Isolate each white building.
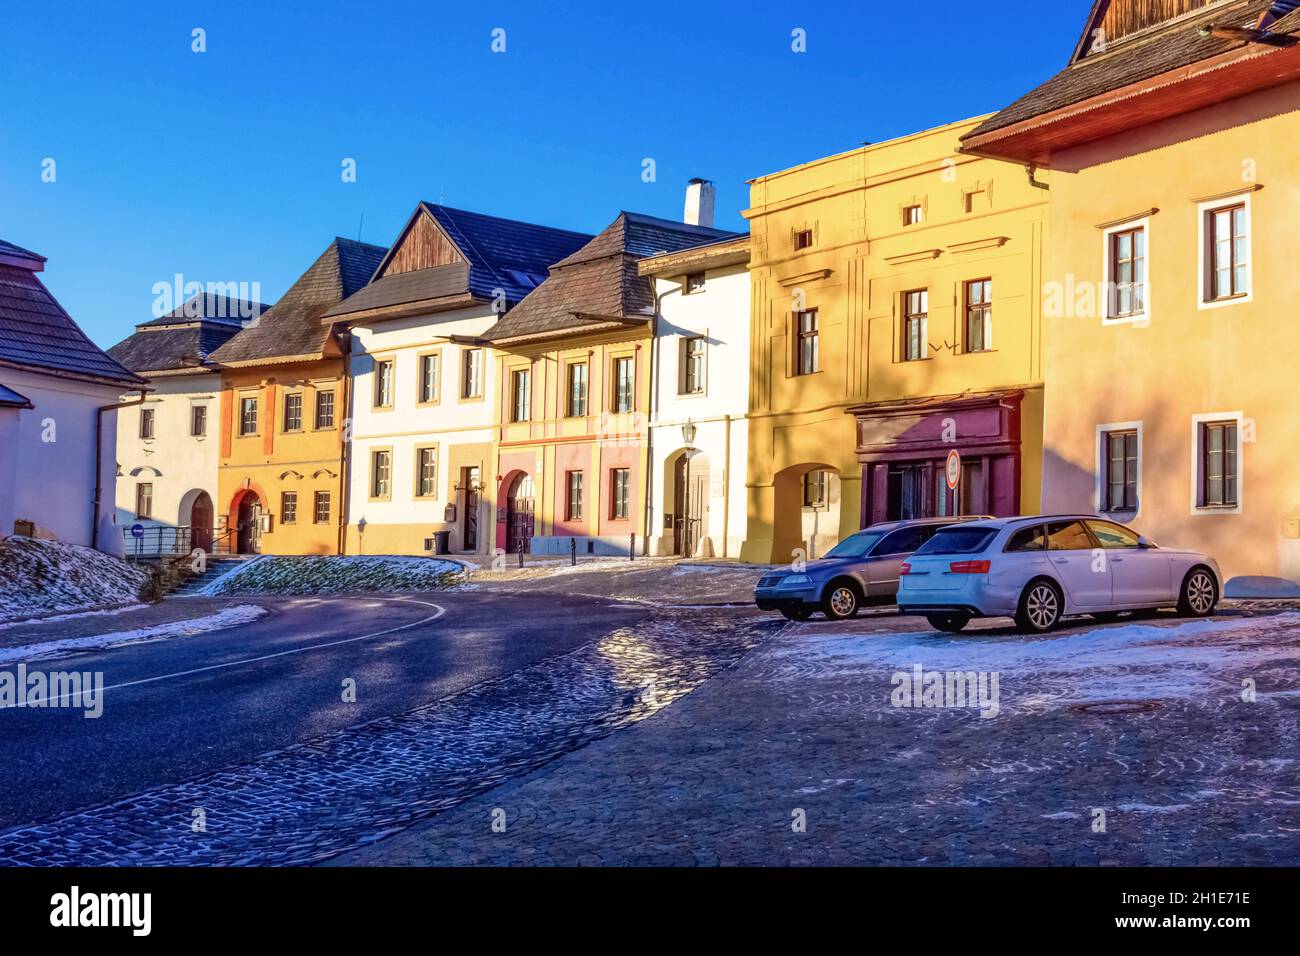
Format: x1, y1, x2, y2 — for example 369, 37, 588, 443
0, 239, 147, 552
639, 217, 751, 559
106, 293, 267, 555
326, 203, 592, 556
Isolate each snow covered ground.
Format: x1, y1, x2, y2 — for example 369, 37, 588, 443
0, 536, 150, 624
208, 555, 463, 596
0, 605, 267, 664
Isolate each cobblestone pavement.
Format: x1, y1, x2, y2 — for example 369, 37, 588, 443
0, 608, 770, 866
334, 607, 1300, 866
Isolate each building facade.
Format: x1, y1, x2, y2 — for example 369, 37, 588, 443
740, 120, 1050, 563
963, 0, 1300, 593
482, 209, 736, 556
329, 203, 592, 556
108, 293, 268, 554
207, 238, 386, 555
0, 239, 147, 552
639, 233, 752, 558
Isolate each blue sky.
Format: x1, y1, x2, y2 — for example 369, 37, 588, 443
0, 1, 1084, 348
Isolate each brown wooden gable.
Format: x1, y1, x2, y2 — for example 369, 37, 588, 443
376, 208, 467, 279
1074, 0, 1225, 60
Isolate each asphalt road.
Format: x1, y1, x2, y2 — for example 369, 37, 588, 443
0, 591, 647, 829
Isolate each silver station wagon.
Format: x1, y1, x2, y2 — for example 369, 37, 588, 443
754, 516, 990, 621
897, 514, 1223, 634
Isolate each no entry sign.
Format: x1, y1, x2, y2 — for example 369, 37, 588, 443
945, 449, 961, 491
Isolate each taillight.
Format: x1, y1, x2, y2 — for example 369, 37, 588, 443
949, 560, 991, 574
899, 563, 912, 575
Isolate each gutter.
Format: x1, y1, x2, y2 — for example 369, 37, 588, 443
337, 332, 354, 555
91, 388, 149, 550
645, 278, 683, 557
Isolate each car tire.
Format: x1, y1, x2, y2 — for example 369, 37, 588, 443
1177, 567, 1218, 618
1015, 579, 1063, 633
822, 580, 862, 621
780, 607, 813, 622
927, 612, 970, 633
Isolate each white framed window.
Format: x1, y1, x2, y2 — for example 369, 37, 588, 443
1101, 216, 1150, 325
1197, 193, 1252, 309
1190, 411, 1244, 515
374, 359, 395, 409
1095, 421, 1142, 517
681, 336, 706, 395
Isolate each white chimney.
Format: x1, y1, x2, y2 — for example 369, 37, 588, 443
683, 178, 715, 229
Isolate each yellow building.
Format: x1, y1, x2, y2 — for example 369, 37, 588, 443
963, 0, 1300, 592
209, 238, 386, 555
740, 119, 1050, 563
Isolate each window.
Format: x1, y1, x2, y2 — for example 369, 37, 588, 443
878, 526, 928, 556
1086, 520, 1142, 549
794, 229, 814, 250
139, 408, 155, 440
964, 188, 986, 214
964, 279, 992, 353
682, 337, 705, 395
418, 353, 441, 404
135, 482, 153, 519
566, 362, 588, 417
374, 359, 395, 408
1102, 429, 1138, 512
903, 205, 923, 226
610, 468, 631, 520
416, 447, 438, 498
1107, 225, 1146, 319
190, 405, 207, 437
565, 470, 584, 520
1046, 520, 1092, 551
1207, 203, 1249, 301
283, 393, 303, 432
902, 290, 928, 361
511, 368, 532, 422
1199, 420, 1239, 508
684, 272, 706, 294
462, 348, 483, 399
239, 397, 258, 436
315, 390, 335, 429
794, 310, 819, 375
371, 449, 392, 499
914, 527, 996, 555
313, 491, 331, 524
281, 491, 298, 524
612, 357, 635, 413
803, 470, 827, 507
1005, 525, 1046, 553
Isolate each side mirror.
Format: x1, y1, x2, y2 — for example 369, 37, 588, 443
1137, 535, 1152, 549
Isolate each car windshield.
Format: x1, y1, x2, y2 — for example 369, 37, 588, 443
913, 527, 997, 556
823, 531, 886, 559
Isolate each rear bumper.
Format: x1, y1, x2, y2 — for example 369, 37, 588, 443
897, 578, 1020, 618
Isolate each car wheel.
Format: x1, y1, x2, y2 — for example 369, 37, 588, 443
822, 580, 861, 621
1177, 567, 1218, 618
1015, 579, 1063, 633
780, 607, 813, 622
927, 612, 970, 633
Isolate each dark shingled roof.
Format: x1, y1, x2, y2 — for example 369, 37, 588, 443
0, 383, 33, 408
966, 0, 1284, 140
483, 212, 738, 343
209, 238, 386, 366
323, 262, 472, 318
108, 292, 274, 374
0, 256, 145, 387
0, 240, 45, 265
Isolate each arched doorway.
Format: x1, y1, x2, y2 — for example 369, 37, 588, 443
230, 489, 264, 555
672, 450, 710, 557
505, 473, 535, 554
772, 463, 842, 562
184, 491, 214, 553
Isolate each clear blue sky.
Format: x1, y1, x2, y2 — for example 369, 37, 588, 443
0, 0, 1083, 348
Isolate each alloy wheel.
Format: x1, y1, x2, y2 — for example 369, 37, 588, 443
1026, 583, 1059, 631
828, 586, 858, 619
1186, 571, 1216, 615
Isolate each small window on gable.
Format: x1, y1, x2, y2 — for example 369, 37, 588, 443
903, 205, 924, 226
684, 272, 706, 294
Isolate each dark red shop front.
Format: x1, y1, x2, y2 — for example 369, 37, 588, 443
848, 390, 1024, 526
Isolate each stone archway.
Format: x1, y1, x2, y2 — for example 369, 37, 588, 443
180, 489, 214, 552
502, 471, 535, 554
228, 488, 264, 555
772, 462, 842, 562
667, 448, 711, 557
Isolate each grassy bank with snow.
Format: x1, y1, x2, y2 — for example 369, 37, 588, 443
0, 536, 151, 624
209, 555, 463, 595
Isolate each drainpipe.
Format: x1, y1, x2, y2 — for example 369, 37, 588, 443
645, 277, 683, 557
722, 413, 732, 559
92, 388, 149, 550
337, 331, 353, 555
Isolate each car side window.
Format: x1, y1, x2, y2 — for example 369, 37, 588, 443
1005, 525, 1046, 552
1046, 520, 1093, 551
1086, 520, 1142, 549
877, 526, 926, 555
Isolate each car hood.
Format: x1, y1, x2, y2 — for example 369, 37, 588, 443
774, 557, 862, 577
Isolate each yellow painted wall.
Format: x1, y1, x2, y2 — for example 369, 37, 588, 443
1042, 80, 1300, 586
741, 117, 1050, 562
217, 360, 347, 555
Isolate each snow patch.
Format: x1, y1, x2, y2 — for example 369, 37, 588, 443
0, 605, 268, 663
210, 555, 463, 596
0, 536, 150, 624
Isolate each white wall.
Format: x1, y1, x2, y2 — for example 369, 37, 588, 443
647, 262, 751, 558
347, 305, 499, 553
0, 367, 127, 550
114, 372, 222, 546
